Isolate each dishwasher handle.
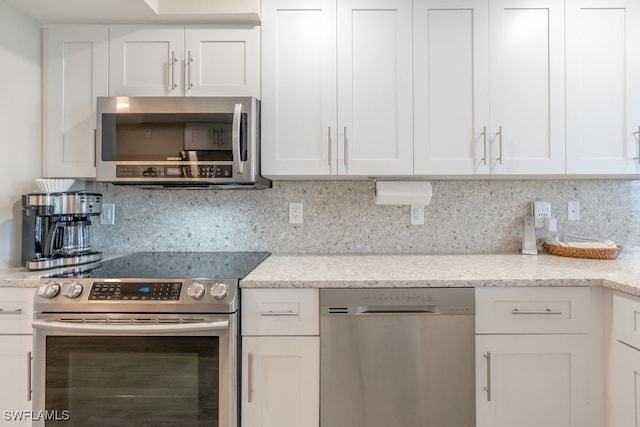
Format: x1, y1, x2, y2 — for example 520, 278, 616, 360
358, 306, 438, 314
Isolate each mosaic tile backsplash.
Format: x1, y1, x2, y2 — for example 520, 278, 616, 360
88, 179, 640, 254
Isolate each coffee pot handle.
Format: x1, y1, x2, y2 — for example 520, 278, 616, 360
43, 222, 65, 257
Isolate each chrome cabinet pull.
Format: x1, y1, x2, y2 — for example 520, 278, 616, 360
633, 126, 640, 162
27, 351, 32, 402
186, 50, 194, 91
343, 127, 348, 173
483, 352, 491, 402
481, 125, 487, 165
496, 126, 503, 165
328, 126, 332, 168
248, 352, 255, 403
0, 308, 22, 315
260, 310, 299, 316
170, 51, 178, 91
512, 308, 563, 315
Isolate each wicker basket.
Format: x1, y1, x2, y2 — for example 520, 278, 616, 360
542, 242, 623, 260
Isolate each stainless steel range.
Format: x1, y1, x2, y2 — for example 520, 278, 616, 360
32, 251, 269, 427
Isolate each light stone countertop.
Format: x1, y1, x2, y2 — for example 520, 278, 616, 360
240, 252, 640, 297
3, 252, 640, 298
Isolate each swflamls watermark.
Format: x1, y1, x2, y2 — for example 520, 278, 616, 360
3, 410, 70, 422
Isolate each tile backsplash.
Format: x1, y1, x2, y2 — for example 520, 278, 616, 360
89, 179, 640, 254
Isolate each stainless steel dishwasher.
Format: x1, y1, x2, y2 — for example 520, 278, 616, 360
320, 288, 475, 427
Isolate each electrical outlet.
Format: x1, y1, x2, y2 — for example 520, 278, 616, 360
289, 202, 303, 224
533, 201, 551, 228
568, 201, 580, 221
100, 203, 115, 225
411, 205, 425, 225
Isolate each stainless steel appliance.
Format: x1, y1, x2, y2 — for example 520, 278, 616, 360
21, 192, 102, 271
32, 251, 269, 427
96, 96, 270, 189
320, 288, 476, 427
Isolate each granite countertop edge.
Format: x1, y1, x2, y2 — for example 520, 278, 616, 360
2, 252, 640, 298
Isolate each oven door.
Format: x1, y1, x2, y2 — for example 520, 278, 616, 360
32, 314, 237, 427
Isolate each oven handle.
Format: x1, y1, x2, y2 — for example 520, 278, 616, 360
32, 319, 229, 334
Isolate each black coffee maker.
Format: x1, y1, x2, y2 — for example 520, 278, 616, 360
21, 192, 103, 270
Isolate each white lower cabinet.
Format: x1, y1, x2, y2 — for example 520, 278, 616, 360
476, 287, 602, 427
241, 336, 319, 427
240, 289, 319, 427
0, 288, 35, 426
610, 292, 640, 427
476, 334, 592, 427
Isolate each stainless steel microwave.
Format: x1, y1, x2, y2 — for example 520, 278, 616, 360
96, 96, 270, 189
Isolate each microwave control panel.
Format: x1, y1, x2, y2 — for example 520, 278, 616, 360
116, 165, 233, 179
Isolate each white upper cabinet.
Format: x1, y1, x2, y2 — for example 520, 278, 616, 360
566, 0, 640, 174
336, 0, 414, 176
42, 26, 109, 178
261, 0, 413, 177
413, 0, 490, 175
413, 0, 565, 176
261, 0, 337, 176
488, 0, 565, 175
110, 26, 260, 97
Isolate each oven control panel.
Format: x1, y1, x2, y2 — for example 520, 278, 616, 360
89, 282, 182, 301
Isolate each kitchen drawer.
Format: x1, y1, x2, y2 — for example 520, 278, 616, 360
476, 287, 591, 334
241, 288, 319, 336
613, 292, 640, 350
0, 287, 36, 334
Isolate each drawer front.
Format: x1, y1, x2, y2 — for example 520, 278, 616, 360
476, 287, 592, 334
613, 292, 640, 350
241, 288, 319, 336
0, 287, 36, 334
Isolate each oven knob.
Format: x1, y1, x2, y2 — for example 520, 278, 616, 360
37, 283, 60, 299
187, 282, 206, 300
64, 283, 84, 299
210, 283, 229, 300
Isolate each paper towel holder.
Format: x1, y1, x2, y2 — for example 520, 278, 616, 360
374, 180, 433, 205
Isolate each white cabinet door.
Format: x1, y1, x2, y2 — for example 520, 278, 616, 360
42, 26, 108, 178
110, 26, 185, 96
241, 336, 319, 427
413, 0, 490, 175
476, 334, 594, 427
0, 335, 32, 426
184, 27, 260, 97
489, 0, 565, 174
261, 0, 337, 176
610, 342, 640, 427
337, 0, 413, 176
566, 0, 640, 174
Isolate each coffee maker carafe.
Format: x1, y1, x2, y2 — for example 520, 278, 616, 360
22, 192, 102, 270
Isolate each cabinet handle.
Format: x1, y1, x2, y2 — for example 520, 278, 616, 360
343, 127, 348, 173
483, 352, 491, 402
633, 126, 640, 162
328, 126, 332, 168
27, 351, 32, 402
496, 126, 503, 165
170, 51, 178, 91
481, 125, 487, 165
512, 308, 563, 315
0, 308, 22, 315
248, 352, 254, 403
260, 310, 299, 316
186, 50, 194, 91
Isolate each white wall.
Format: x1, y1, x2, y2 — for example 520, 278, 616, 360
0, 0, 41, 268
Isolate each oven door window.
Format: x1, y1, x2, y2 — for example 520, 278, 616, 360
45, 336, 219, 427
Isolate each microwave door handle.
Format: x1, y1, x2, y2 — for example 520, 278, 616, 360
233, 103, 244, 174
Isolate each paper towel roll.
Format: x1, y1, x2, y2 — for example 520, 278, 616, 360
375, 181, 433, 205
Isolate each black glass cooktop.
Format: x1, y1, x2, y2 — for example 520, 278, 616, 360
48, 252, 270, 279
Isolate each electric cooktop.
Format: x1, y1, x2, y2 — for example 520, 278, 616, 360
46, 251, 270, 280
